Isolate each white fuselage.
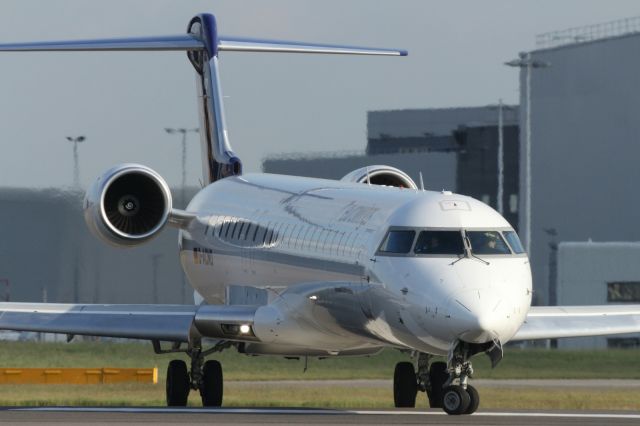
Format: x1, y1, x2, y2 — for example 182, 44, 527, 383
179, 173, 532, 356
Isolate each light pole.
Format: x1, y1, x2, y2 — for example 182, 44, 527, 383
488, 100, 516, 215
164, 128, 199, 208
505, 52, 550, 255
65, 136, 86, 188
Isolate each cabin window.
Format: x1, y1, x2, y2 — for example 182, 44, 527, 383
503, 231, 525, 254
224, 220, 233, 238
267, 224, 278, 246
308, 227, 320, 252
302, 226, 313, 250
466, 231, 511, 255
291, 225, 307, 249
414, 230, 464, 255
237, 222, 246, 240
379, 230, 415, 254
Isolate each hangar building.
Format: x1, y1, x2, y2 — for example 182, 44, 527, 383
556, 241, 640, 349
0, 187, 194, 304
521, 18, 640, 305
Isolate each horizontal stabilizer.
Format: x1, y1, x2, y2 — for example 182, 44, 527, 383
0, 35, 406, 57
0, 35, 204, 52
218, 37, 407, 56
512, 305, 640, 341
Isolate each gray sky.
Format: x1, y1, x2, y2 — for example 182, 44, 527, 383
1, 0, 638, 189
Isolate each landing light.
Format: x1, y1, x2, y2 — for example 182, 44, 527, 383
239, 324, 251, 334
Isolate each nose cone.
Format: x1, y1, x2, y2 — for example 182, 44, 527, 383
446, 289, 506, 343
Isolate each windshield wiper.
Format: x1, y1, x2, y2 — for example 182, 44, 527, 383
450, 234, 490, 266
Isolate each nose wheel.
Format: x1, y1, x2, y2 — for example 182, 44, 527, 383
442, 385, 470, 415
392, 354, 480, 415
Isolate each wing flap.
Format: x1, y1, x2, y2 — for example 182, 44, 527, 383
512, 305, 640, 341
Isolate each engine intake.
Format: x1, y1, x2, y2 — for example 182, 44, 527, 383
84, 164, 172, 247
341, 165, 418, 189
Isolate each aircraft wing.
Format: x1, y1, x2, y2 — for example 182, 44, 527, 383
0, 303, 259, 342
511, 305, 640, 341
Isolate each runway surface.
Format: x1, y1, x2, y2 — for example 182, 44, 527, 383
1, 407, 639, 426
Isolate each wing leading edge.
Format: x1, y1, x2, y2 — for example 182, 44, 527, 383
512, 305, 640, 341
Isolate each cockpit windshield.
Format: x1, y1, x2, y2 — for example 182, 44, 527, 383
377, 227, 526, 257
414, 230, 465, 255
379, 230, 415, 254
465, 231, 511, 255
503, 230, 525, 254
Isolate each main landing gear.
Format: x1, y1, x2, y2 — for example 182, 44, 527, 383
155, 340, 227, 407
392, 353, 479, 415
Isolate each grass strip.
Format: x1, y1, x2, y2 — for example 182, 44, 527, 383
0, 342, 637, 380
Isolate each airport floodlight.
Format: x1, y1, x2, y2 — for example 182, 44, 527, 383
64, 135, 87, 188
504, 52, 550, 256
487, 100, 517, 216
505, 52, 550, 69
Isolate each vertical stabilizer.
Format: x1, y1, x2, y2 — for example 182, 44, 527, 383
187, 14, 242, 185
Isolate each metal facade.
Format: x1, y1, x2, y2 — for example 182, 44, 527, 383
523, 33, 640, 306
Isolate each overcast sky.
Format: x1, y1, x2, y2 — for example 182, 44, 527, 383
1, 0, 639, 189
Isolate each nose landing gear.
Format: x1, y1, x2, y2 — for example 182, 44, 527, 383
392, 351, 480, 415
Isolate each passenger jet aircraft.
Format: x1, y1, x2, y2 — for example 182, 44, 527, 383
1, 13, 639, 415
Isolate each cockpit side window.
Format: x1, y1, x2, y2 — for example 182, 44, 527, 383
503, 230, 525, 254
414, 231, 464, 255
466, 231, 511, 255
379, 230, 415, 254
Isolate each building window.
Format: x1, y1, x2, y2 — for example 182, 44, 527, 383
607, 282, 640, 302
607, 337, 640, 349
509, 194, 518, 213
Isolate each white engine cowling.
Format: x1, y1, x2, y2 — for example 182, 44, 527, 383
341, 165, 418, 189
84, 164, 172, 247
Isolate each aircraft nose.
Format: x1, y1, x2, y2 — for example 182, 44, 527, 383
446, 289, 505, 343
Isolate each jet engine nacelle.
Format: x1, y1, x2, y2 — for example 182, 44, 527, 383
341, 165, 418, 189
84, 164, 172, 247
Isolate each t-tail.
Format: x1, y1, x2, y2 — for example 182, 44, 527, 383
0, 13, 407, 184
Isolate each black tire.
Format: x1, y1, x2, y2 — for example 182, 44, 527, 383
393, 362, 417, 408
166, 359, 190, 407
427, 361, 448, 408
200, 360, 223, 407
442, 385, 470, 415
464, 384, 480, 415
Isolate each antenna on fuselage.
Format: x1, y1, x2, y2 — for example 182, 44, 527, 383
419, 172, 425, 191
0, 13, 407, 185
366, 167, 371, 186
